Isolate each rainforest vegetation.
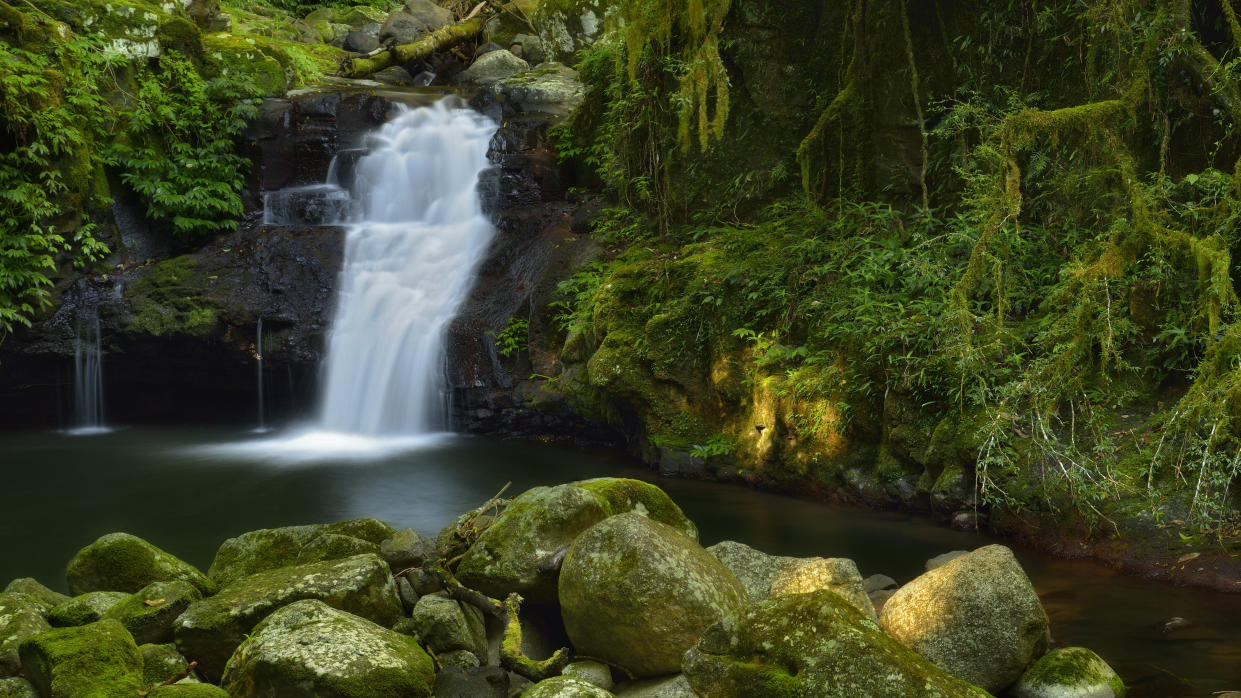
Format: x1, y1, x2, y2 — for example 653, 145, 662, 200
5, 0, 1241, 554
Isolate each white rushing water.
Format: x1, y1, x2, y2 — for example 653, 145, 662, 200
197, 97, 498, 462
68, 307, 109, 436
318, 99, 498, 434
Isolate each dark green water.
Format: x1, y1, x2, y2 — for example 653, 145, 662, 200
2, 426, 1238, 696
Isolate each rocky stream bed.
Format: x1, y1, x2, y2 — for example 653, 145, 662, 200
0, 477, 1128, 697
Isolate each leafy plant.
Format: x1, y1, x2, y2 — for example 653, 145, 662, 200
496, 317, 529, 359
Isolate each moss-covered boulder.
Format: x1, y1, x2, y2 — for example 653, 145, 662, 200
102, 581, 202, 645
2, 579, 68, 610
490, 62, 586, 116
559, 513, 746, 677
1011, 647, 1126, 698
879, 545, 1049, 693
708, 540, 876, 618
18, 619, 144, 697
380, 528, 437, 571
207, 519, 392, 586
613, 674, 697, 697
409, 594, 487, 657
525, 675, 617, 698
147, 686, 229, 697
65, 533, 215, 597
0, 678, 36, 698
456, 479, 695, 604
683, 590, 991, 697
530, 0, 611, 61
173, 553, 402, 680
0, 593, 50, 677
46, 591, 129, 627
459, 49, 530, 86
219, 599, 434, 697
140, 643, 193, 687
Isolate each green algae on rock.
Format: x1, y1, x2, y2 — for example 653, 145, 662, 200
707, 539, 875, 618
879, 545, 1049, 693
174, 553, 402, 680
1, 579, 68, 610
559, 512, 747, 677
220, 599, 434, 697
146, 685, 229, 697
683, 589, 992, 698
139, 642, 193, 687
1011, 647, 1127, 698
18, 618, 144, 698
102, 580, 202, 645
0, 677, 37, 698
409, 593, 487, 657
46, 592, 129, 627
207, 519, 393, 586
0, 593, 51, 677
525, 675, 617, 698
65, 532, 216, 597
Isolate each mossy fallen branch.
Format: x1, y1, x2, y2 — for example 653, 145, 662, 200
500, 593, 571, 681
343, 16, 486, 78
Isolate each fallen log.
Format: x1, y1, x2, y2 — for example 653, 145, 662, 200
344, 14, 487, 78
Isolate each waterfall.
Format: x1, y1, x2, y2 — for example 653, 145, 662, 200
316, 99, 498, 435
69, 307, 107, 435
255, 317, 267, 433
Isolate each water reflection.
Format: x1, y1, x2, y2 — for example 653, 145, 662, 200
2, 426, 1240, 695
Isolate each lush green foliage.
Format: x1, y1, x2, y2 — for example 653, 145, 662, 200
0, 25, 111, 335
554, 0, 1241, 540
107, 54, 261, 238
496, 317, 529, 358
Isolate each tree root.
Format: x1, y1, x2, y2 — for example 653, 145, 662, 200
500, 593, 571, 682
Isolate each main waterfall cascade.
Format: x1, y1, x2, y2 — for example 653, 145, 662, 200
318, 100, 498, 434
69, 306, 107, 435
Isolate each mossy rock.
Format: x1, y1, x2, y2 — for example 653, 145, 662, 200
173, 553, 402, 680
0, 593, 51, 677
139, 643, 192, 687
102, 580, 202, 645
219, 599, 434, 697
0, 677, 37, 698
525, 675, 616, 697
207, 519, 391, 587
2, 579, 69, 610
47, 591, 129, 627
18, 619, 144, 698
1011, 647, 1126, 698
707, 540, 875, 618
573, 478, 697, 539
879, 545, 1049, 693
683, 590, 991, 697
146, 685, 228, 697
65, 532, 216, 597
456, 479, 696, 604
529, 0, 610, 62
455, 483, 610, 604
409, 593, 486, 657
559, 513, 747, 677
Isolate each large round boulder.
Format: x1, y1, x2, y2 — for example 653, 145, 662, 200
559, 513, 746, 677
220, 600, 434, 697
879, 544, 1050, 693
459, 50, 530, 86
47, 592, 129, 627
380, 0, 453, 44
1011, 647, 1126, 698
683, 590, 990, 697
456, 478, 695, 604
102, 581, 201, 645
2, 580, 68, 610
525, 675, 616, 697
65, 533, 215, 597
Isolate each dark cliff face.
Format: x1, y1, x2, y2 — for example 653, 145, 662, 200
0, 89, 434, 427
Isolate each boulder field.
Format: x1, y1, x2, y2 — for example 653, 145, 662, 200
0, 478, 1126, 697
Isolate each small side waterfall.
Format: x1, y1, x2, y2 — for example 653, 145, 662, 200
254, 317, 267, 433
70, 307, 107, 434
317, 100, 498, 434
